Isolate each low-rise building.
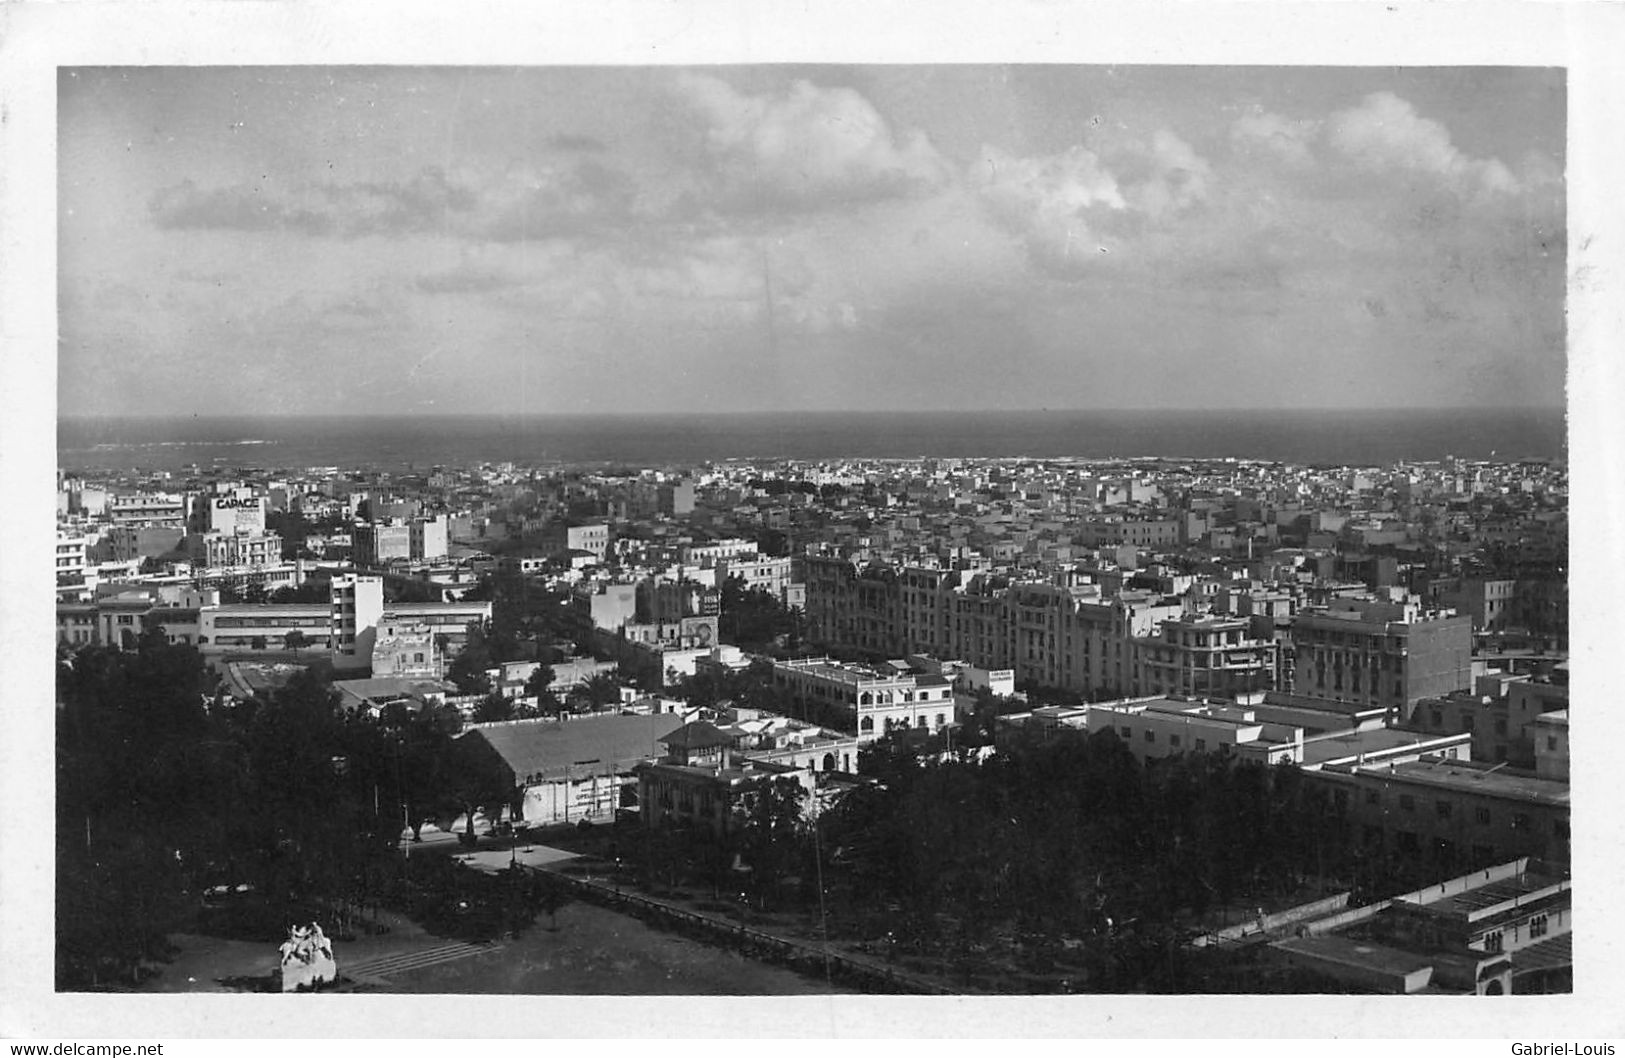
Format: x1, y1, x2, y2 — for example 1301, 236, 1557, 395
1269, 857, 1571, 994
1309, 757, 1570, 872
454, 713, 679, 826
770, 656, 956, 742
634, 720, 816, 837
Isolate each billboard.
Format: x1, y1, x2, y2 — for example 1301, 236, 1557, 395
680, 615, 717, 648
209, 494, 267, 534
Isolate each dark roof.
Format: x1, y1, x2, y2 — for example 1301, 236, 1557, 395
459, 713, 676, 784
1513, 933, 1573, 975
658, 720, 733, 750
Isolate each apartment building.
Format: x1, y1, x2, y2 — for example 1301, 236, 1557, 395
714, 554, 805, 610
1291, 597, 1472, 720
1133, 613, 1277, 700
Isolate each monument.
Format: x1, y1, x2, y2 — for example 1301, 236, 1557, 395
278, 922, 337, 992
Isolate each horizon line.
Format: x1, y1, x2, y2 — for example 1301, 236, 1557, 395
58, 404, 1569, 421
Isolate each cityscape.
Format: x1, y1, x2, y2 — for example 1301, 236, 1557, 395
51, 442, 1572, 997
35, 57, 1592, 1020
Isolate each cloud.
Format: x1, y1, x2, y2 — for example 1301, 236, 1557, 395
150, 161, 640, 242
414, 267, 522, 295
1230, 108, 1319, 168
973, 144, 1124, 278
971, 131, 1212, 280
1120, 130, 1213, 220
675, 73, 952, 211
1325, 92, 1521, 199
547, 133, 607, 152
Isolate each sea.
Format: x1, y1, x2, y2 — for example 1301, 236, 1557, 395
56, 408, 1567, 474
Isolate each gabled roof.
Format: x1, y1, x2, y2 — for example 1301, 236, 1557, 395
658, 719, 733, 750
459, 713, 676, 784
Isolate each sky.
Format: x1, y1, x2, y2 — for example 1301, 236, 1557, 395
57, 65, 1566, 417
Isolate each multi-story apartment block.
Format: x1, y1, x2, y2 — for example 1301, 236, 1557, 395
714, 554, 804, 610
1133, 613, 1277, 700
1409, 678, 1568, 767
409, 513, 450, 561
55, 533, 88, 587
186, 530, 283, 569
680, 538, 758, 567
1291, 597, 1472, 721
1076, 516, 1181, 549
108, 492, 188, 530
354, 523, 412, 566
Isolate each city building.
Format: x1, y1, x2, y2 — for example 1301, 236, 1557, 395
1291, 596, 1472, 720
770, 656, 956, 742
634, 720, 817, 837
454, 713, 678, 826
1269, 858, 1571, 994
1134, 613, 1278, 700
1309, 757, 1570, 871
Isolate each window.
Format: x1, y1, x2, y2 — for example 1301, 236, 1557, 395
1530, 914, 1549, 939
1555, 819, 1570, 840
1512, 813, 1530, 830
1120, 725, 1132, 738
1195, 738, 1206, 752
1495, 718, 1508, 736
1334, 789, 1349, 810
1547, 735, 1558, 751
1366, 790, 1380, 806
1399, 794, 1416, 812
1170, 734, 1182, 748
1431, 710, 1443, 728
1483, 931, 1504, 953
1436, 801, 1453, 820
1144, 729, 1155, 743
1475, 806, 1492, 825
1396, 830, 1419, 853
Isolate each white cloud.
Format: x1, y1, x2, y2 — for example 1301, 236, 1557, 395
676, 73, 952, 210
1124, 130, 1213, 219
1326, 91, 1523, 200
1230, 108, 1319, 169
971, 131, 1215, 280
972, 144, 1124, 277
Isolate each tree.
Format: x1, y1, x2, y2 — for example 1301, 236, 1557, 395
521, 664, 565, 718
577, 671, 623, 711
56, 637, 230, 987
284, 629, 310, 657
474, 691, 514, 724
269, 578, 333, 604
446, 621, 496, 695
379, 701, 463, 842
522, 663, 557, 702
729, 775, 810, 910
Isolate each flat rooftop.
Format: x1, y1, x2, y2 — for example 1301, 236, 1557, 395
1333, 759, 1570, 806
1405, 871, 1569, 920
1300, 728, 1466, 767
1272, 934, 1436, 983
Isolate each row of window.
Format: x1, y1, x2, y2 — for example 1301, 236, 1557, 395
1342, 788, 1567, 838
1118, 724, 1212, 753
